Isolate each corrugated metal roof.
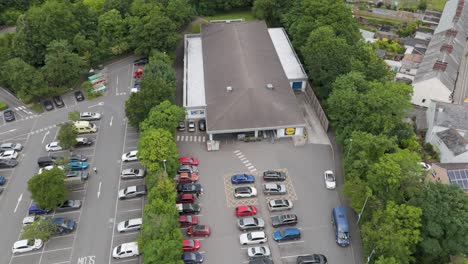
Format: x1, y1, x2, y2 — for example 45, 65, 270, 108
185, 36, 206, 107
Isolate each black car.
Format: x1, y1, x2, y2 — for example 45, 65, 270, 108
69, 154, 88, 162
198, 119, 206, 131
133, 58, 148, 65
263, 170, 287, 181
0, 159, 18, 168
43, 100, 54, 111
52, 96, 65, 108
250, 257, 273, 264
296, 254, 327, 264
3, 109, 15, 122
74, 91, 85, 101
177, 203, 201, 215
177, 121, 186, 131
177, 183, 203, 194
271, 214, 298, 228
37, 156, 64, 167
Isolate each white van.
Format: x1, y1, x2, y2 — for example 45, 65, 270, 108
73, 121, 97, 134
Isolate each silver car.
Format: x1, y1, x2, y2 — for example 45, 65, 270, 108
237, 217, 265, 231
120, 168, 146, 179
0, 143, 23, 151
263, 183, 287, 195
79, 112, 102, 121
117, 218, 142, 233
247, 246, 271, 258
268, 199, 293, 211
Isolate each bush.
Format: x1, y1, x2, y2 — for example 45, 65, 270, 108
68, 111, 80, 121
0, 101, 8, 111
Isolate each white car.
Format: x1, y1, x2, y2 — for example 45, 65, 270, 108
79, 112, 101, 121
122, 151, 138, 162
45, 142, 62, 152
247, 246, 271, 258
12, 239, 43, 254
324, 170, 336, 189
239, 231, 267, 245
0, 150, 18, 160
112, 242, 139, 259
120, 168, 146, 179
22, 216, 41, 226
234, 186, 257, 198
0, 143, 23, 151
117, 218, 142, 233
130, 87, 140, 93
38, 165, 64, 174
418, 162, 431, 171
268, 199, 293, 212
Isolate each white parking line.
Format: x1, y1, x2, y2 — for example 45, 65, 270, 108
234, 150, 241, 153
12, 247, 72, 258
176, 135, 180, 141
113, 232, 140, 238
113, 258, 139, 263
238, 154, 245, 158
50, 261, 71, 264
277, 240, 305, 246
116, 208, 142, 214
242, 160, 250, 164
49, 234, 75, 240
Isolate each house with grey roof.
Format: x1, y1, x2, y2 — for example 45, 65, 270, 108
411, 0, 468, 107
426, 101, 468, 162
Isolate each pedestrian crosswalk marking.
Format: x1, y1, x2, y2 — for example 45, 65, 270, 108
175, 135, 206, 143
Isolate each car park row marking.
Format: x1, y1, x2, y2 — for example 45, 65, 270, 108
176, 135, 206, 142
233, 151, 257, 173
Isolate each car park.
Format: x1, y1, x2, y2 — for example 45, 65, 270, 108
177, 193, 196, 204
235, 205, 257, 217
118, 185, 147, 199
0, 159, 18, 168
181, 252, 204, 263
65, 170, 89, 180
268, 199, 293, 211
262, 170, 287, 181
0, 176, 6, 185
28, 203, 52, 215
239, 231, 267, 245
3, 109, 15, 122
175, 172, 199, 183
69, 154, 88, 162
187, 120, 196, 132
177, 183, 203, 194
45, 142, 62, 152
12, 239, 43, 254
271, 214, 298, 227
198, 119, 206, 131
0, 143, 23, 151
296, 254, 328, 264
133, 57, 148, 65
178, 165, 199, 174
182, 239, 200, 252
231, 174, 255, 184
247, 246, 271, 259
178, 121, 186, 131
0, 150, 18, 160
273, 228, 301, 242
56, 200, 82, 212
117, 218, 142, 233
177, 203, 201, 215
263, 183, 286, 195
43, 100, 54, 111
187, 224, 211, 237
121, 168, 146, 179
53, 95, 65, 108
50, 217, 76, 234
237, 217, 265, 231
76, 137, 93, 147
179, 156, 199, 166
324, 170, 336, 189
179, 215, 198, 227
79, 112, 102, 121
234, 186, 257, 198
67, 161, 88, 170
74, 91, 85, 101
122, 150, 138, 162
112, 242, 139, 259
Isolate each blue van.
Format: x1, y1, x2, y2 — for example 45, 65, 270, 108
332, 206, 350, 247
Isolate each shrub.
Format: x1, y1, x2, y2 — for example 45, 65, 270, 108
0, 101, 8, 111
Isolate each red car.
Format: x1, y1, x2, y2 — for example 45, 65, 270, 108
235, 205, 257, 217
177, 193, 196, 204
182, 239, 200, 252
179, 156, 199, 166
179, 215, 198, 227
133, 68, 143, 78
187, 224, 211, 237
175, 172, 199, 183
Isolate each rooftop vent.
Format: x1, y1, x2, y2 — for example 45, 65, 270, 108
438, 107, 444, 112
433, 61, 448, 71
226, 86, 233, 92
266, 84, 274, 90
440, 44, 454, 53
445, 29, 458, 37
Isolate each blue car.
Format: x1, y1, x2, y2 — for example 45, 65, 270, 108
68, 161, 88, 171
0, 176, 6, 186
50, 217, 76, 234
231, 174, 255, 184
273, 228, 301, 242
182, 252, 203, 263
28, 203, 52, 215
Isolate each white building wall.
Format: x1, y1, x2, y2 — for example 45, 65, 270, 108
276, 127, 304, 138
426, 126, 468, 163
412, 78, 452, 107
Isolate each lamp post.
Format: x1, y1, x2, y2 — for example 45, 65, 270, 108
367, 248, 376, 263
163, 159, 167, 173
357, 194, 370, 225
346, 138, 353, 160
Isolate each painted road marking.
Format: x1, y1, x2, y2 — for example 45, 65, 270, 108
14, 193, 22, 213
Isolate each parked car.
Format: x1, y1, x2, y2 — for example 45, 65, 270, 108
187, 225, 210, 237
117, 218, 142, 233
28, 203, 52, 215
38, 165, 64, 174
268, 199, 293, 211
37, 156, 63, 167
177, 121, 186, 131
249, 257, 273, 264
182, 239, 200, 252
133, 58, 148, 65
74, 91, 85, 101
0, 176, 6, 185
198, 119, 206, 131
22, 215, 42, 226
0, 159, 18, 168
118, 185, 147, 200
271, 214, 298, 228
273, 228, 301, 242
177, 183, 203, 194
177, 193, 196, 204
247, 246, 271, 259
45, 142, 62, 152
263, 183, 286, 195
56, 200, 82, 212
181, 252, 203, 264
133, 68, 143, 78
175, 172, 198, 183
79, 112, 101, 121
237, 217, 265, 231
324, 170, 336, 190
179, 156, 199, 166
122, 151, 138, 162
0, 143, 23, 151
121, 168, 146, 179
0, 150, 18, 160
12, 239, 43, 254
234, 186, 257, 198
240, 231, 267, 245
65, 170, 88, 180
178, 165, 199, 174
187, 120, 196, 132
235, 205, 257, 217
231, 174, 255, 184
50, 217, 76, 234
75, 137, 93, 147
263, 170, 287, 181
3, 109, 15, 122
43, 100, 54, 111
179, 215, 198, 227
52, 96, 64, 108
418, 162, 431, 170
67, 161, 88, 171
69, 154, 88, 162
177, 203, 201, 215
112, 242, 139, 259
296, 254, 328, 264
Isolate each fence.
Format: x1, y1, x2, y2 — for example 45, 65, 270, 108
304, 83, 329, 131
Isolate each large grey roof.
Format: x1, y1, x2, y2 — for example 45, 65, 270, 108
201, 21, 305, 133
413, 0, 468, 91
432, 101, 468, 130
436, 128, 468, 155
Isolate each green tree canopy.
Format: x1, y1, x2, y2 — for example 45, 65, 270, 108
137, 128, 179, 175
97, 9, 129, 57
28, 168, 68, 210
164, 0, 195, 29
21, 218, 57, 242
140, 100, 186, 135
253, 0, 292, 26
58, 122, 78, 150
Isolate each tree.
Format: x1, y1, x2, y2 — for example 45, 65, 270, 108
72, 33, 96, 65
21, 218, 57, 242
362, 201, 422, 264
58, 122, 78, 150
164, 0, 195, 29
253, 0, 292, 26
351, 42, 393, 82
42, 40, 85, 87
28, 168, 68, 210
140, 100, 186, 135
0, 32, 15, 64
137, 129, 179, 175
97, 9, 129, 57
411, 183, 468, 263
